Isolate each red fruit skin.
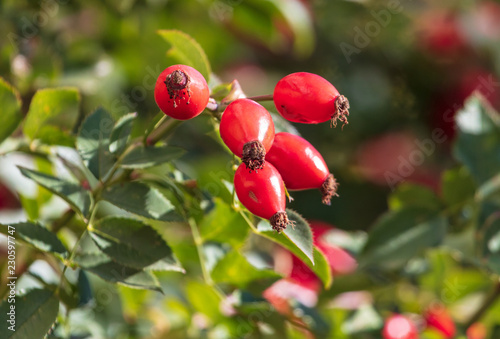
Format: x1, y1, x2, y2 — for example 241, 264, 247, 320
154, 64, 209, 120
382, 314, 419, 339
467, 323, 487, 339
425, 306, 456, 339
274, 72, 343, 124
234, 162, 285, 220
220, 98, 275, 157
266, 132, 329, 190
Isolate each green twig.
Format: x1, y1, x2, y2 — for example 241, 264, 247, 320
246, 94, 273, 102
51, 209, 76, 233
146, 117, 183, 146
464, 281, 500, 328
187, 217, 212, 285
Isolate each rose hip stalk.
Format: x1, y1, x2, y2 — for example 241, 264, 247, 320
234, 162, 290, 232
273, 72, 350, 127
220, 98, 275, 171
266, 132, 338, 205
154, 64, 209, 120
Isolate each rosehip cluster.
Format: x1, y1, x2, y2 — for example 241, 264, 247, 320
155, 65, 350, 232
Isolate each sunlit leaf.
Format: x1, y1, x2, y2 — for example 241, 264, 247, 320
157, 30, 211, 81
24, 87, 80, 146
0, 77, 22, 144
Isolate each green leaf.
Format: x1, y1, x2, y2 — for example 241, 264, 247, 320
19, 195, 39, 221
75, 251, 163, 292
271, 113, 300, 135
101, 182, 181, 221
185, 281, 222, 322
18, 167, 92, 219
388, 183, 441, 211
480, 215, 500, 274
77, 107, 116, 180
23, 87, 80, 146
342, 304, 383, 335
0, 77, 22, 144
0, 289, 59, 339
257, 209, 314, 264
253, 210, 333, 289
211, 250, 280, 287
453, 95, 500, 185
360, 207, 447, 269
109, 112, 136, 155
200, 199, 249, 247
442, 167, 477, 206
89, 216, 184, 272
477, 173, 500, 204
120, 145, 185, 169
157, 29, 211, 81
0, 222, 67, 256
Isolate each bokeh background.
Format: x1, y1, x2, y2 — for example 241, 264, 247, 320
1, 0, 500, 338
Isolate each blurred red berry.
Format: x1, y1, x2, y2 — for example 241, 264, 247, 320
425, 304, 456, 339
467, 322, 487, 339
382, 314, 419, 339
0, 182, 20, 210
417, 10, 467, 56
273, 221, 357, 293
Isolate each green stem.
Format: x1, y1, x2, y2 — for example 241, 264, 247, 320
464, 281, 500, 328
56, 201, 99, 295
146, 117, 183, 146
56, 230, 87, 295
239, 210, 259, 233
187, 217, 212, 285
51, 209, 75, 233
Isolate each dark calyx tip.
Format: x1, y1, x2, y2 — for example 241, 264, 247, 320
165, 70, 189, 90
320, 173, 339, 205
331, 95, 350, 128
164, 70, 191, 108
242, 140, 266, 172
270, 211, 291, 233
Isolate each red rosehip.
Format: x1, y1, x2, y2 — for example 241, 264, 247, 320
234, 162, 290, 232
0, 182, 21, 210
273, 72, 349, 126
467, 323, 487, 339
266, 132, 338, 205
220, 98, 275, 171
382, 314, 419, 339
425, 305, 456, 338
154, 64, 209, 120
